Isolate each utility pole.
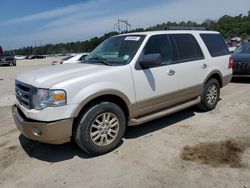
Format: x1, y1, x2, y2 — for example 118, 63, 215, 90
114, 19, 131, 33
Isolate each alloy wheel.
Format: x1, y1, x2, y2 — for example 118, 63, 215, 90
90, 112, 119, 146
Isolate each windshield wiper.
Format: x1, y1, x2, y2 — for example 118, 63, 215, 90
86, 57, 112, 66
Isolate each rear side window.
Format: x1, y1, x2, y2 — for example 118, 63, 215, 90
200, 34, 229, 57
170, 34, 204, 62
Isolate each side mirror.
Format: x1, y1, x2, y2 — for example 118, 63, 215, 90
139, 54, 162, 68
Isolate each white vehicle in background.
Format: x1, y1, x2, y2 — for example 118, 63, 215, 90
63, 53, 89, 64
52, 55, 74, 65
52, 53, 89, 65
228, 46, 237, 53
14, 55, 27, 60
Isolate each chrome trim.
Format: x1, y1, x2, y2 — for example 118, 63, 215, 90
15, 80, 32, 109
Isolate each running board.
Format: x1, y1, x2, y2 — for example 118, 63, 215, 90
128, 97, 201, 126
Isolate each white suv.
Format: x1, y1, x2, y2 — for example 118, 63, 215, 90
12, 30, 232, 155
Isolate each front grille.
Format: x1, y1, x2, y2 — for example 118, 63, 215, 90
15, 81, 31, 109
233, 62, 250, 70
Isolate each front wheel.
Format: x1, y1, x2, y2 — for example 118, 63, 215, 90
9, 62, 16, 66
197, 78, 220, 111
74, 102, 126, 155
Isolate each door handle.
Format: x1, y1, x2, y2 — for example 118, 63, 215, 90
167, 69, 175, 75
201, 63, 207, 69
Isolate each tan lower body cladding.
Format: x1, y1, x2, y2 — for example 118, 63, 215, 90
136, 84, 202, 116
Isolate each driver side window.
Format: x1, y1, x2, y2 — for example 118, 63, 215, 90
143, 34, 173, 65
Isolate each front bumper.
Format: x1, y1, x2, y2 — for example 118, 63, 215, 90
0, 61, 12, 65
12, 105, 73, 144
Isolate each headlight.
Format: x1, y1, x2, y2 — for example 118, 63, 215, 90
32, 89, 66, 110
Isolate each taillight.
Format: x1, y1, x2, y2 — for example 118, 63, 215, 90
228, 56, 233, 69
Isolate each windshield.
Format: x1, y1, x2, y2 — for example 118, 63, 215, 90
234, 43, 250, 54
84, 35, 145, 65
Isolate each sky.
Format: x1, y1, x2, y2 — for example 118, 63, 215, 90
0, 0, 249, 50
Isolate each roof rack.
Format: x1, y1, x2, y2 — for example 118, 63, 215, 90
166, 26, 207, 31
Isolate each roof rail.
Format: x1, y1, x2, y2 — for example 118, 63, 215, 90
166, 26, 207, 31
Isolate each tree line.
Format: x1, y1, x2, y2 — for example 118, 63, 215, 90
8, 10, 250, 55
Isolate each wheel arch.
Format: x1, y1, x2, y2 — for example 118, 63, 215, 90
71, 90, 136, 120
203, 70, 223, 88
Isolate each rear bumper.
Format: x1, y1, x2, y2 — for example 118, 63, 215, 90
232, 74, 250, 78
222, 74, 232, 87
233, 70, 250, 77
12, 105, 73, 144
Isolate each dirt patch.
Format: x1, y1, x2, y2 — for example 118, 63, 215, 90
181, 138, 250, 168
0, 129, 18, 137
0, 145, 24, 170
0, 141, 8, 148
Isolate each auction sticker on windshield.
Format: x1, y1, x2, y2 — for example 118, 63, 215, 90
125, 36, 140, 41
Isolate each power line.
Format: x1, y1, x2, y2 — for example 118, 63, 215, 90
114, 19, 131, 33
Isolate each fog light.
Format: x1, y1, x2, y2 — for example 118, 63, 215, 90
32, 128, 42, 136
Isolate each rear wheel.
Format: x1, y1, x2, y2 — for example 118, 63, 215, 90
74, 102, 126, 155
198, 78, 220, 111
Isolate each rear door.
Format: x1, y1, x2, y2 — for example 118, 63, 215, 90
200, 33, 231, 77
169, 34, 207, 87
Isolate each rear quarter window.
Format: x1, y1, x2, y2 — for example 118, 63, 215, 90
200, 34, 229, 57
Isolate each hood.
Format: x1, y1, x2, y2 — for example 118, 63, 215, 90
232, 53, 250, 62
16, 63, 113, 88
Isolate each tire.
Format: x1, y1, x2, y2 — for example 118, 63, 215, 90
9, 62, 16, 66
197, 78, 220, 111
74, 102, 126, 156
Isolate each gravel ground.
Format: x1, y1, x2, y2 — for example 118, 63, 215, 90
0, 58, 250, 188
